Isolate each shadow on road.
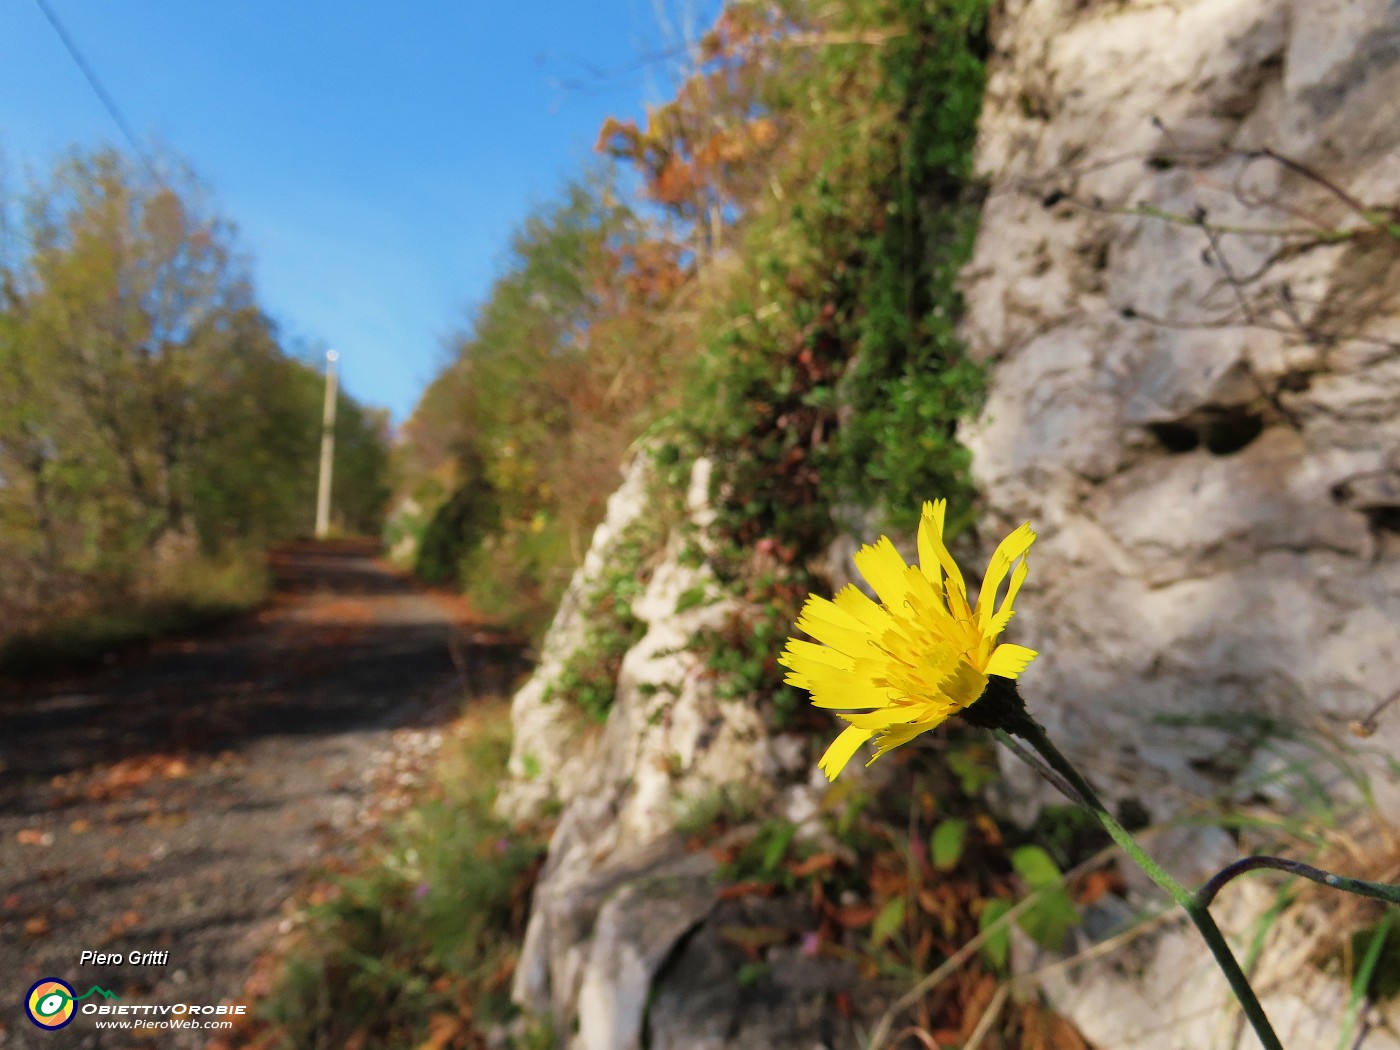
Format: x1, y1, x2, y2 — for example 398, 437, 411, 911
0, 541, 525, 793
0, 542, 526, 1048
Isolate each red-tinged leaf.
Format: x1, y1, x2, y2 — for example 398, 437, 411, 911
836, 904, 879, 928
870, 870, 909, 902
958, 974, 998, 1040
787, 853, 836, 878
717, 880, 776, 901
718, 925, 790, 951
1074, 868, 1125, 906
416, 1011, 464, 1050
974, 813, 1003, 847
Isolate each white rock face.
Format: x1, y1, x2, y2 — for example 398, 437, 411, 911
501, 3, 1400, 1045
496, 453, 657, 824
504, 455, 825, 1048
964, 0, 1400, 1044
499, 453, 772, 833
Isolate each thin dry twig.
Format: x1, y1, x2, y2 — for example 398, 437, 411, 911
962, 983, 1011, 1050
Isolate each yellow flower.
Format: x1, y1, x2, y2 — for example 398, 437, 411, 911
778, 499, 1037, 780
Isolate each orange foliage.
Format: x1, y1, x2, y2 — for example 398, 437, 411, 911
596, 3, 799, 237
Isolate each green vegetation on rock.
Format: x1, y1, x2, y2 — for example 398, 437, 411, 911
393, 0, 995, 720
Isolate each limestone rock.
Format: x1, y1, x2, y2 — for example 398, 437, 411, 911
964, 0, 1400, 1042
647, 910, 866, 1050
496, 452, 656, 823
515, 839, 717, 1048
506, 457, 814, 1046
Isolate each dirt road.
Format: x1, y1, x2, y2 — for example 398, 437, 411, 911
0, 542, 522, 1048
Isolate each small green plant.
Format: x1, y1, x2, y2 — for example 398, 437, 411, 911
1008, 845, 1081, 952
675, 783, 765, 839
718, 819, 804, 887
691, 566, 815, 725
545, 512, 666, 722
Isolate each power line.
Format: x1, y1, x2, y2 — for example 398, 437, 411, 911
32, 0, 162, 183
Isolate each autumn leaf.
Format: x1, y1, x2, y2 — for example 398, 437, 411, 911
415, 1012, 465, 1050
1074, 867, 1125, 906
835, 904, 880, 928
787, 852, 836, 878
718, 925, 790, 952
716, 880, 776, 901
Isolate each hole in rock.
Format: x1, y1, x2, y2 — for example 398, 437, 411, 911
1363, 506, 1400, 535
1203, 410, 1264, 455
1116, 797, 1151, 832
1147, 422, 1199, 454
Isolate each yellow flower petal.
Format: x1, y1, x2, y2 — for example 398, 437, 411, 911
795, 595, 876, 658
783, 500, 1039, 779
984, 643, 1037, 679
983, 554, 1029, 640
852, 537, 912, 610
831, 583, 895, 636
839, 707, 915, 730
779, 638, 854, 674
818, 725, 873, 781
936, 661, 989, 708
870, 719, 941, 761
917, 499, 967, 604
798, 670, 900, 710
974, 522, 1035, 633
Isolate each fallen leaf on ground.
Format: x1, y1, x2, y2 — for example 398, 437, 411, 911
718, 925, 790, 951
416, 1012, 466, 1050
716, 880, 776, 900
1074, 868, 1125, 905
787, 853, 836, 878
835, 904, 879, 928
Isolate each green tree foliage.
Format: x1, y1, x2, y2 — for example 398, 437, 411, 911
392, 169, 690, 629
0, 147, 389, 640
395, 0, 993, 650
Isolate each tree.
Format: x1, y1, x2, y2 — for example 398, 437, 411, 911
0, 147, 391, 636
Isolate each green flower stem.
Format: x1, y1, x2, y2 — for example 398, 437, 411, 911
1198, 856, 1400, 909
1012, 720, 1284, 1050
970, 680, 1284, 1050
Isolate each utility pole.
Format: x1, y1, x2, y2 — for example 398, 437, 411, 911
314, 350, 339, 539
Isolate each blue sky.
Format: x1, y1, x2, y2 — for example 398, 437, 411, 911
0, 0, 711, 422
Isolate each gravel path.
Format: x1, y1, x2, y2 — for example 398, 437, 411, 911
0, 542, 522, 1048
